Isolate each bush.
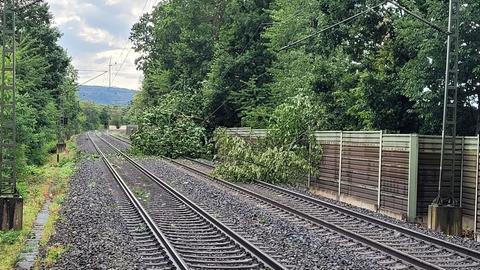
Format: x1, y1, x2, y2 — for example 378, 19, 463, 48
213, 129, 312, 183
131, 91, 208, 158
213, 94, 323, 184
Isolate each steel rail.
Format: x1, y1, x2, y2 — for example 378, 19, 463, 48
165, 157, 441, 270
87, 132, 188, 270
98, 134, 287, 270
183, 157, 480, 261
109, 133, 131, 144
107, 133, 480, 268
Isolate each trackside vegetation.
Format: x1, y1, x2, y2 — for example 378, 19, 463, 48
213, 94, 323, 183
128, 1, 480, 181
0, 139, 77, 270
0, 2, 83, 269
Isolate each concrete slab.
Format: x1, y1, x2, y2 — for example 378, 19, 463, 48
428, 204, 463, 236
0, 195, 23, 230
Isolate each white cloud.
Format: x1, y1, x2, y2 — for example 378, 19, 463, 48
76, 23, 124, 47
47, 0, 154, 90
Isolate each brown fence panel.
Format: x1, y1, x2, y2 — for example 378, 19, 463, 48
381, 135, 411, 215
314, 143, 339, 194
225, 128, 480, 234
417, 136, 463, 217
339, 132, 381, 206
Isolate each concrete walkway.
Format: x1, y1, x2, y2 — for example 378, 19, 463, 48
16, 200, 51, 270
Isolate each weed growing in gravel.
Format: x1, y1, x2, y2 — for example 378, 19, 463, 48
133, 187, 150, 201
43, 244, 68, 267
87, 181, 97, 188
135, 224, 147, 233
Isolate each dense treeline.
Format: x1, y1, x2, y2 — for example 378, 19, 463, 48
129, 0, 480, 157
10, 3, 81, 166
80, 102, 129, 131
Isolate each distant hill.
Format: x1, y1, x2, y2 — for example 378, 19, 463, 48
78, 85, 137, 105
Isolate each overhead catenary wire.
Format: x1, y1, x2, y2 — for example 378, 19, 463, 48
388, 0, 448, 35
204, 0, 434, 122
279, 1, 388, 51
203, 1, 389, 123
111, 0, 152, 86
114, 0, 152, 65
280, 0, 448, 51
79, 71, 107, 86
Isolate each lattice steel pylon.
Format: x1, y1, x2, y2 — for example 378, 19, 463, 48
0, 0, 17, 196
437, 0, 460, 205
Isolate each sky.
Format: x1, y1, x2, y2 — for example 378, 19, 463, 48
47, 0, 161, 90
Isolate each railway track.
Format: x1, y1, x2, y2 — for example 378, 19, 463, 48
178, 158, 480, 270
87, 132, 186, 270
90, 133, 286, 270
106, 133, 480, 269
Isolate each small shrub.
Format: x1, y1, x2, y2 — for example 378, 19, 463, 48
0, 231, 21, 245
213, 94, 323, 184
44, 244, 67, 267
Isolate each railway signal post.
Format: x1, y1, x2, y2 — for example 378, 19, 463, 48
0, 0, 22, 231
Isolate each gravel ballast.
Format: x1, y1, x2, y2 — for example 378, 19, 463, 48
284, 184, 480, 252
39, 134, 144, 269
138, 158, 384, 270
173, 155, 480, 252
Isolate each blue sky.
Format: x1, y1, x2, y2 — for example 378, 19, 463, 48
47, 0, 161, 90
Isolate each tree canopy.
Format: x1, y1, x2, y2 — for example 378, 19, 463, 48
129, 0, 480, 156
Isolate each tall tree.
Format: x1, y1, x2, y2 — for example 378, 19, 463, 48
265, 0, 480, 135
131, 0, 227, 107
203, 0, 274, 128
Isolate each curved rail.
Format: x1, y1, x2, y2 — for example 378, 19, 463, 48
106, 133, 480, 269
179, 157, 480, 269
87, 132, 188, 270
97, 133, 287, 270
184, 157, 480, 261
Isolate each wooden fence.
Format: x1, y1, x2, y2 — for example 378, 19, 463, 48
225, 128, 480, 237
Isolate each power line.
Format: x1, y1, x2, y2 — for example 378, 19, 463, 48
388, 1, 448, 34
77, 69, 108, 72
279, 0, 448, 51
111, 0, 152, 86
79, 71, 107, 86
279, 1, 388, 51
113, 0, 152, 65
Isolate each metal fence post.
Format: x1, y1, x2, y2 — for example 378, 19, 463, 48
307, 136, 312, 189
460, 137, 465, 208
474, 135, 479, 237
377, 131, 383, 212
407, 134, 419, 222
338, 131, 343, 200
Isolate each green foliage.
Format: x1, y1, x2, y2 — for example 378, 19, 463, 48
264, 0, 480, 134
131, 92, 207, 158
130, 0, 480, 168
8, 3, 82, 167
44, 244, 67, 267
0, 231, 21, 245
214, 94, 323, 183
202, 0, 274, 128
77, 103, 129, 131
214, 129, 312, 183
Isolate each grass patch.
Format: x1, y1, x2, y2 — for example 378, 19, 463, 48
0, 139, 77, 270
43, 244, 68, 268
133, 187, 150, 202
